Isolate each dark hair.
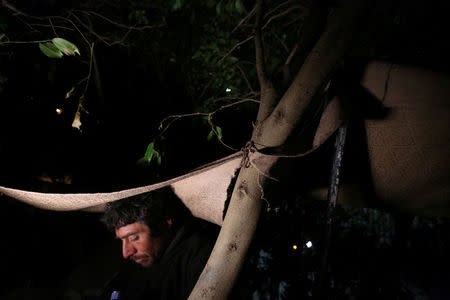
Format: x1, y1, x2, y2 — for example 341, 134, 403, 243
101, 187, 190, 237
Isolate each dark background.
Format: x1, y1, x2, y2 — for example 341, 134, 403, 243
1, 0, 450, 299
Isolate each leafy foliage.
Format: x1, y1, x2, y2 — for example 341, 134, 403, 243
39, 42, 64, 58
39, 38, 80, 58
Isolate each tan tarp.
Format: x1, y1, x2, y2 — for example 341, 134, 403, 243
1, 61, 449, 220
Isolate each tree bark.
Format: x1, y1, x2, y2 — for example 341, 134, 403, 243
254, 0, 278, 125
189, 1, 369, 299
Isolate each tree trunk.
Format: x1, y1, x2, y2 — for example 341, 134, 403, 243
189, 1, 369, 299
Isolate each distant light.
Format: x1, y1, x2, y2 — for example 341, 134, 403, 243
56, 108, 63, 115
292, 244, 298, 250
306, 241, 313, 248
225, 88, 231, 93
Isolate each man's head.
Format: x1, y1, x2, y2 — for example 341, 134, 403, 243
101, 188, 189, 268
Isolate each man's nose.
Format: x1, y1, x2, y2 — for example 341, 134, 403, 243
122, 240, 136, 259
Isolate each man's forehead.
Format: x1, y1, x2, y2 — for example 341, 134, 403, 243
115, 222, 148, 238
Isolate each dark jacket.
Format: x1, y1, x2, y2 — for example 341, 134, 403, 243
104, 219, 217, 300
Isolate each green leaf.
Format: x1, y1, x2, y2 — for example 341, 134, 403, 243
136, 157, 147, 165
216, 126, 223, 140
0, 33, 5, 41
225, 0, 234, 13
144, 142, 155, 163
235, 0, 245, 14
39, 42, 63, 58
216, 1, 223, 15
173, 0, 182, 10
207, 130, 214, 141
52, 38, 80, 56
154, 151, 162, 165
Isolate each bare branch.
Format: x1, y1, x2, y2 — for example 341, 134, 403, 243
285, 43, 298, 66
2, 0, 36, 18
235, 63, 255, 93
231, 5, 257, 34
29, 23, 74, 31
157, 98, 260, 150
207, 116, 237, 151
48, 17, 57, 36
280, 43, 299, 89
254, 0, 278, 125
269, 30, 289, 53
109, 28, 133, 46
262, 4, 306, 31
2, 1, 142, 48
69, 12, 108, 46
73, 10, 165, 31
211, 93, 260, 104
253, 1, 369, 147
82, 42, 95, 95
218, 35, 253, 63
254, 0, 268, 85
0, 39, 51, 45
263, 0, 297, 19
220, 2, 305, 64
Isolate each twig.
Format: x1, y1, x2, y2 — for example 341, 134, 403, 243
0, 39, 51, 45
157, 98, 260, 150
109, 28, 132, 46
48, 17, 57, 36
212, 93, 260, 104
235, 63, 255, 93
158, 112, 208, 136
2, 0, 36, 18
29, 24, 74, 31
231, 5, 257, 34
263, 0, 296, 19
262, 4, 305, 31
285, 43, 298, 65
255, 0, 267, 85
270, 31, 289, 53
82, 42, 95, 95
69, 12, 106, 46
73, 9, 165, 31
219, 35, 253, 63
198, 72, 218, 101
253, 0, 279, 126
207, 115, 237, 151
220, 3, 304, 63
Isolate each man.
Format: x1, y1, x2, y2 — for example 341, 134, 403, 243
100, 187, 218, 299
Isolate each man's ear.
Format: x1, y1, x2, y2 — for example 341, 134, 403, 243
166, 218, 173, 228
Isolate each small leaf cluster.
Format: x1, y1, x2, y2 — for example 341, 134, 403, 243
171, 0, 246, 14
207, 125, 223, 142
215, 0, 246, 15
189, 22, 247, 104
39, 38, 80, 59
137, 142, 162, 166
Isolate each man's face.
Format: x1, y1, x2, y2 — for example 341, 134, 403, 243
115, 221, 172, 268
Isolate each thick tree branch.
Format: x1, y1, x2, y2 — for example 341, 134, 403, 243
254, 0, 278, 126
189, 159, 274, 300
254, 0, 268, 86
253, 1, 369, 146
190, 1, 370, 299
